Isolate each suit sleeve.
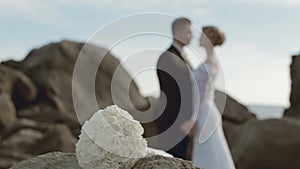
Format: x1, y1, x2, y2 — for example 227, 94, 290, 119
156, 52, 193, 131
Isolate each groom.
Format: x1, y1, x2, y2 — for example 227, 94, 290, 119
156, 17, 195, 160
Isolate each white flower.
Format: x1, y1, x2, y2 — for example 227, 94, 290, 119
76, 105, 147, 169
76, 105, 173, 169
146, 147, 173, 158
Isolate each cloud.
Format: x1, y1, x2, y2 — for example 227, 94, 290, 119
71, 0, 300, 10
0, 0, 64, 24
228, 0, 300, 7
0, 0, 298, 25
61, 0, 300, 12
73, 0, 208, 10
0, 0, 215, 26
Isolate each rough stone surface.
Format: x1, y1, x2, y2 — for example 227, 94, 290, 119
76, 105, 147, 169
0, 120, 76, 168
10, 152, 80, 169
0, 65, 37, 108
10, 152, 201, 169
124, 155, 201, 169
230, 118, 300, 169
0, 94, 16, 132
29, 124, 76, 155
215, 90, 256, 123
214, 90, 257, 150
214, 91, 300, 169
4, 40, 150, 136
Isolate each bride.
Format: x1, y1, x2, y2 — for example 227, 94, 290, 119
190, 26, 236, 169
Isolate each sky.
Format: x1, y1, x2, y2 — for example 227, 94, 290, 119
1, 0, 300, 107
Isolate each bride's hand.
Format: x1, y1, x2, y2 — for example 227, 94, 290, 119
180, 120, 197, 137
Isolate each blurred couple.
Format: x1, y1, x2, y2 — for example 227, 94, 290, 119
155, 17, 236, 169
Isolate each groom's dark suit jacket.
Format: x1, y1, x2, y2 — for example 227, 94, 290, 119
156, 44, 193, 159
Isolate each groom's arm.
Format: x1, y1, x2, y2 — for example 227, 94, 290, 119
157, 52, 194, 128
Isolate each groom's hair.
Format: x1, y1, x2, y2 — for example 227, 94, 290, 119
172, 17, 191, 34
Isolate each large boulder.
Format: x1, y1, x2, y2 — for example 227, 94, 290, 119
0, 63, 38, 135
0, 65, 37, 109
28, 124, 76, 155
214, 90, 257, 150
125, 155, 200, 169
16, 103, 78, 136
215, 90, 256, 123
285, 54, 300, 117
10, 152, 80, 169
214, 91, 300, 169
0, 120, 76, 168
0, 40, 152, 168
230, 118, 300, 169
10, 152, 201, 169
4, 40, 150, 136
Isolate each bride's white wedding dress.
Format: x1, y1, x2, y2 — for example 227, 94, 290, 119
191, 63, 236, 169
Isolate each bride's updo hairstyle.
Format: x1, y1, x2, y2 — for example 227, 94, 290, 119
202, 26, 226, 46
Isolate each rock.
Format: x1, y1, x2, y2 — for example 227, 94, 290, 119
230, 118, 300, 169
213, 90, 300, 169
215, 90, 256, 123
0, 120, 76, 168
17, 104, 79, 136
10, 152, 80, 169
285, 54, 300, 117
3, 40, 150, 136
0, 40, 151, 168
0, 150, 33, 169
214, 90, 257, 150
0, 123, 42, 168
10, 152, 201, 169
29, 124, 76, 155
0, 94, 16, 132
0, 65, 37, 108
123, 155, 201, 169
213, 91, 300, 169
